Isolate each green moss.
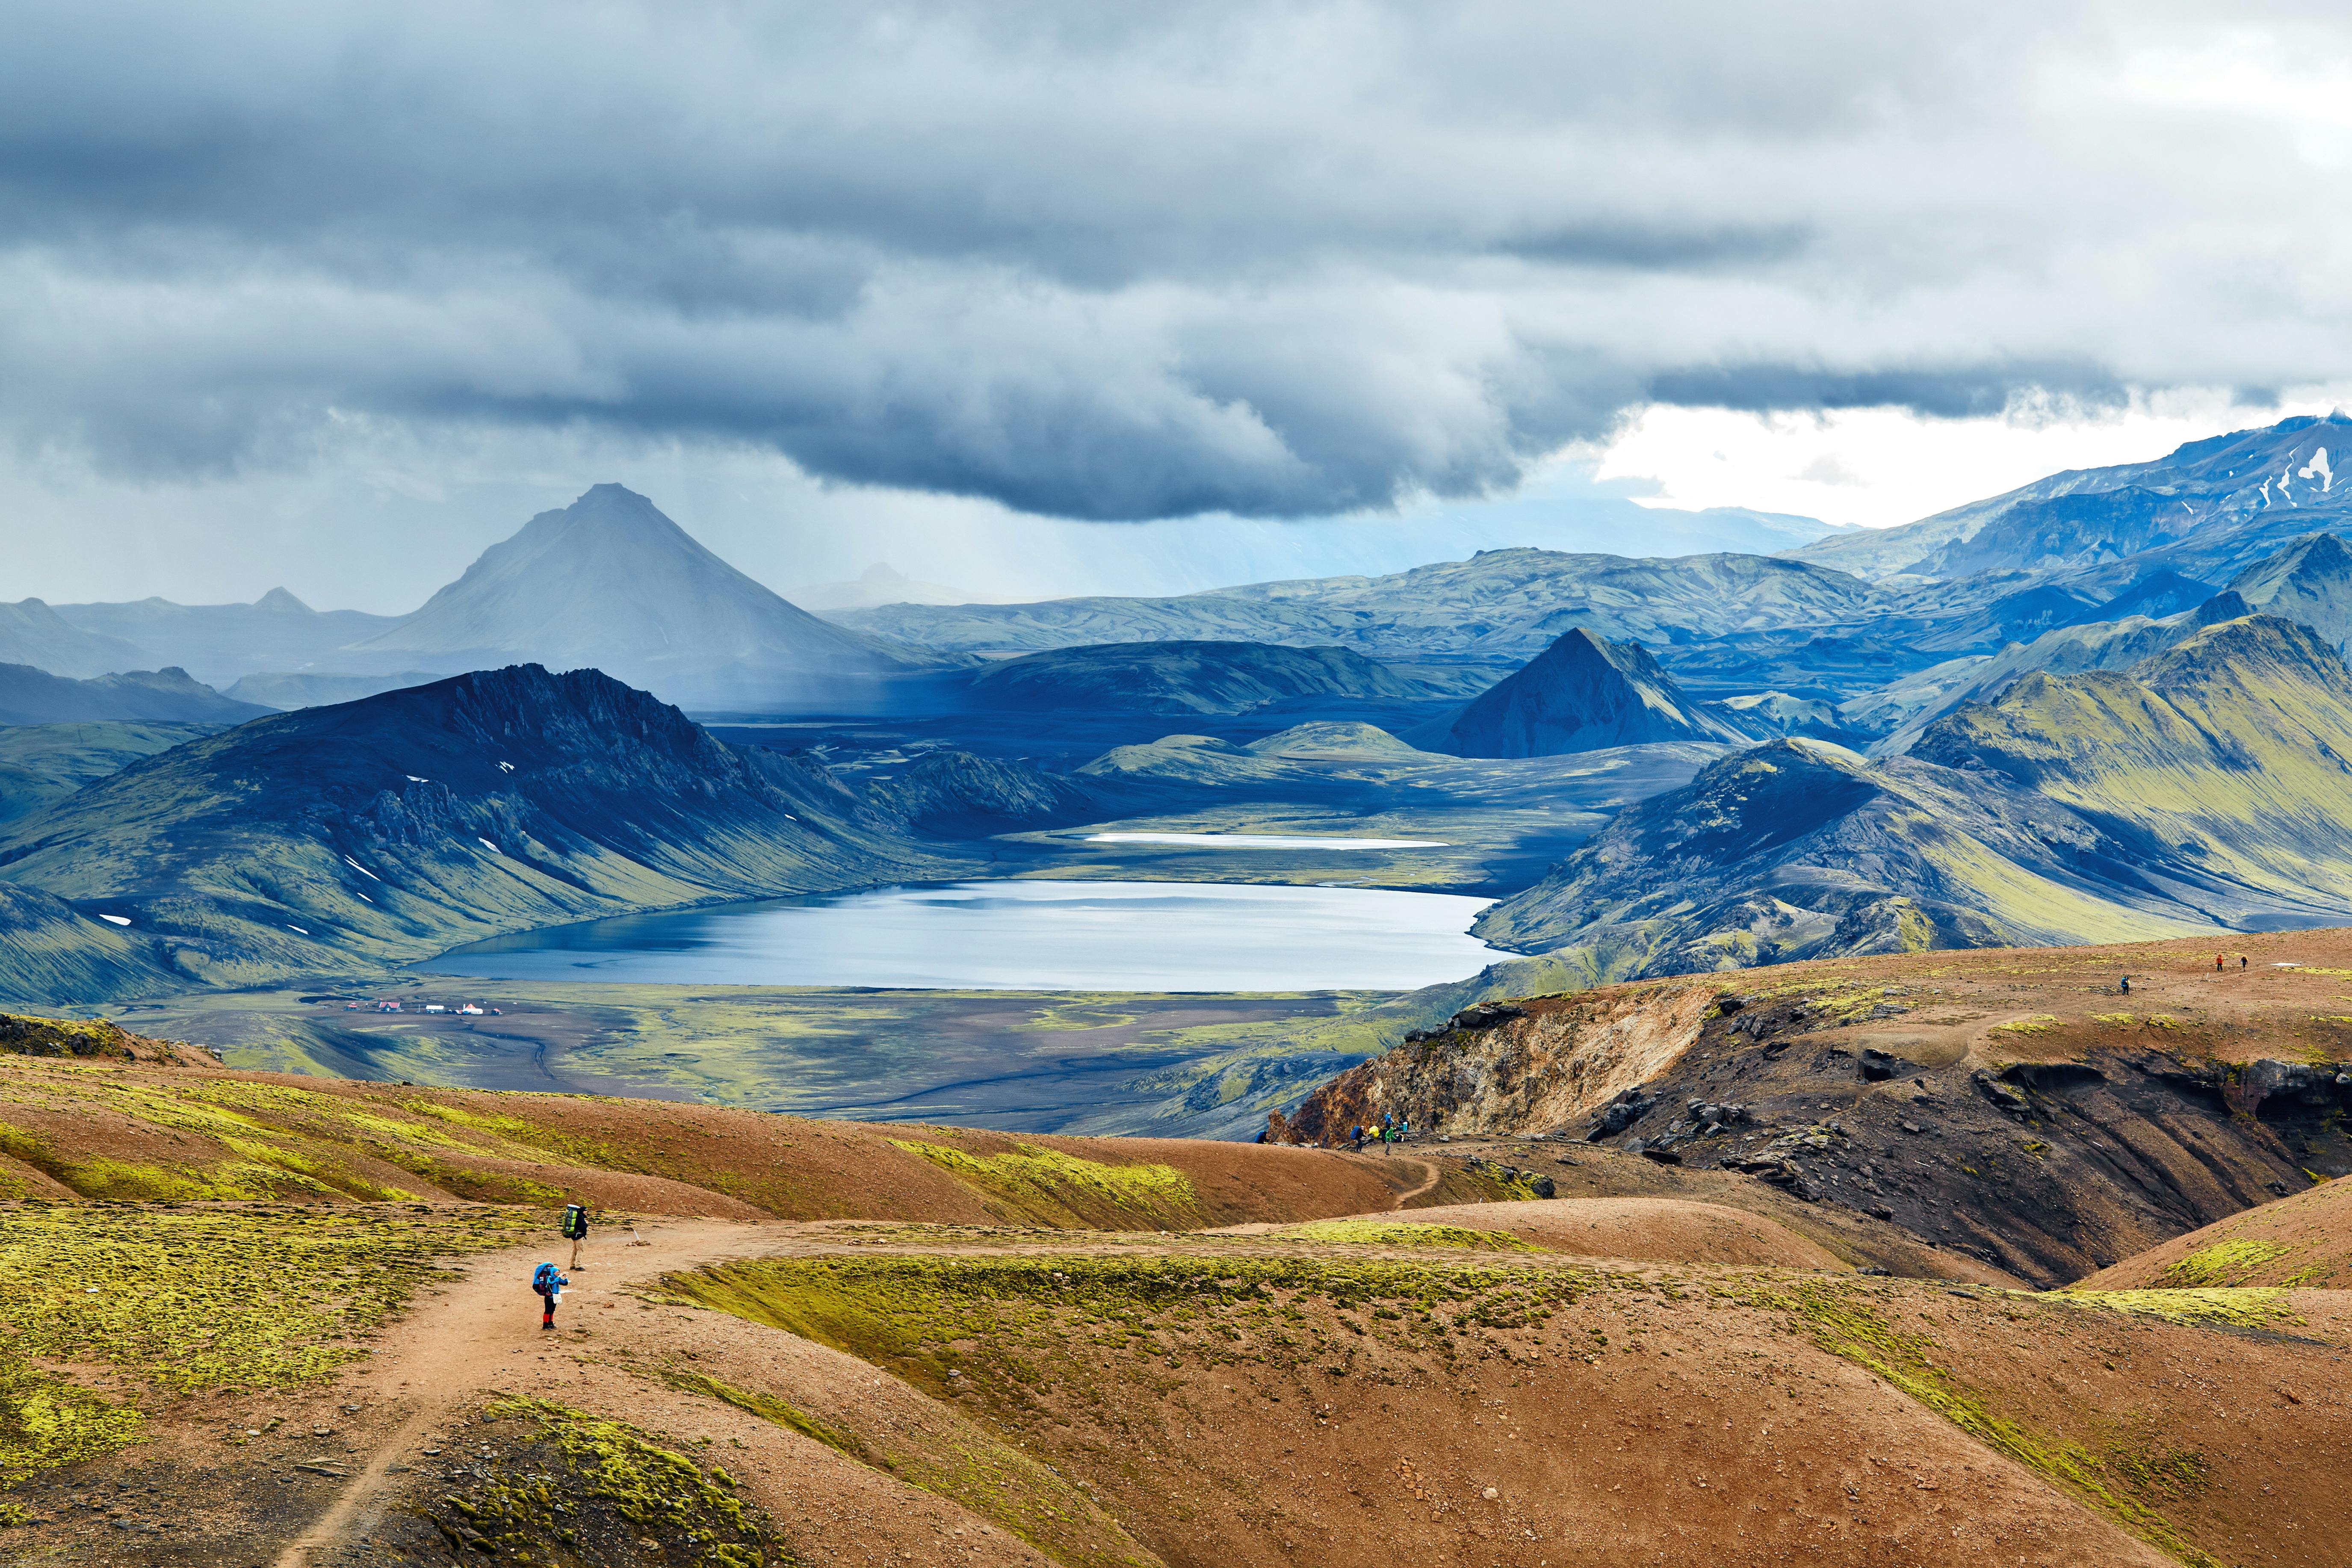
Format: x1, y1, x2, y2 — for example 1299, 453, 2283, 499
0, 1203, 535, 1485
2153, 1240, 2297, 1289
1732, 1278, 2225, 1568
2048, 1288, 2302, 1331
651, 1366, 1152, 1568
1270, 1219, 1539, 1251
889, 1140, 1203, 1228
440, 1395, 782, 1566
0, 1015, 140, 1060
2106, 1441, 2212, 1505
655, 1367, 864, 1461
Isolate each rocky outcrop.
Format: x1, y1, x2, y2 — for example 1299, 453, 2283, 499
1274, 980, 1720, 1143
1279, 966, 2352, 1287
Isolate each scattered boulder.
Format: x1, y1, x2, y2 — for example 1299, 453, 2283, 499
1973, 1072, 2031, 1115
1586, 1087, 1656, 1140
1450, 1002, 1528, 1033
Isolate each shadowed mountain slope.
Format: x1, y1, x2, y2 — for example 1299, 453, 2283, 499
966, 639, 1428, 715
865, 750, 1098, 836
1421, 628, 1749, 756
346, 485, 911, 706
2223, 529, 2352, 652
0, 663, 269, 726
1482, 616, 2352, 977
839, 548, 1885, 662
0, 722, 213, 830
1912, 614, 2352, 919
1469, 740, 2210, 976
0, 665, 934, 997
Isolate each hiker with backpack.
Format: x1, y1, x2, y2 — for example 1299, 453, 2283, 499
561, 1202, 590, 1271
532, 1261, 570, 1331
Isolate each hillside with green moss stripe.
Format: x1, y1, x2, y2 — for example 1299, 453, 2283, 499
1476, 615, 2352, 977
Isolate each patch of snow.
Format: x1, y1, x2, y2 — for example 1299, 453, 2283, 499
497, 761, 514, 773
287, 924, 310, 935
97, 913, 131, 927
406, 774, 428, 782
477, 837, 500, 853
342, 856, 381, 881
353, 891, 372, 904
2301, 446, 2334, 492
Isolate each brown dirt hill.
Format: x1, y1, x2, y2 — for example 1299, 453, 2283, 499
0, 1031, 1513, 1225
42, 1217, 2326, 1568
2080, 1174, 2352, 1289
1226, 1196, 1847, 1270
1279, 926, 2352, 1287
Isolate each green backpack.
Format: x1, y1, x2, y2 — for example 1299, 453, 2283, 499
560, 1203, 587, 1240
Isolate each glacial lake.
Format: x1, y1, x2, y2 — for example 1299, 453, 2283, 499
422, 879, 1499, 992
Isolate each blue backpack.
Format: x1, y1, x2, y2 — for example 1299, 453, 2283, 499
532, 1262, 559, 1293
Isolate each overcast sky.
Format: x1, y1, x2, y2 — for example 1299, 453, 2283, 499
7, 1, 2352, 609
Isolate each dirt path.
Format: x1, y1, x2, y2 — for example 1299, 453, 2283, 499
1388, 1155, 1442, 1206
270, 1216, 770, 1567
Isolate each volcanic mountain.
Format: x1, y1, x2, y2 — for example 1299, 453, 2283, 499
344, 484, 913, 707
0, 664, 931, 999
1421, 627, 1748, 756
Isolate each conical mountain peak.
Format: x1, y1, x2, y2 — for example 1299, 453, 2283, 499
1427, 625, 1741, 756
348, 485, 901, 696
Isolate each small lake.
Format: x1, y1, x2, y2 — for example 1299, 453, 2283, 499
422, 879, 1498, 992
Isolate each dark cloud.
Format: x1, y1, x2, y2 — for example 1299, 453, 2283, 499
1, 1, 2348, 520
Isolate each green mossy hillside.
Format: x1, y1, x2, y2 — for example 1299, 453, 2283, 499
0, 1203, 534, 1485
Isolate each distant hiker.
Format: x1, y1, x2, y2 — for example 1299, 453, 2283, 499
2119, 975, 2130, 995
532, 1262, 569, 1331
561, 1202, 590, 1271
1350, 1124, 1365, 1152
2240, 954, 2249, 968
2216, 954, 2225, 971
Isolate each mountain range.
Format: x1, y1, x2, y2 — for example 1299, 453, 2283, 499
1790, 412, 2352, 585
14, 487, 925, 712
0, 664, 268, 726
1473, 614, 2352, 979
836, 549, 1885, 664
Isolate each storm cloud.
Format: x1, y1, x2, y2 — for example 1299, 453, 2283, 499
7, 0, 2352, 521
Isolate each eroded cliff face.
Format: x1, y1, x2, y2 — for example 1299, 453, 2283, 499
1275, 980, 1720, 1143
1275, 946, 2352, 1289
